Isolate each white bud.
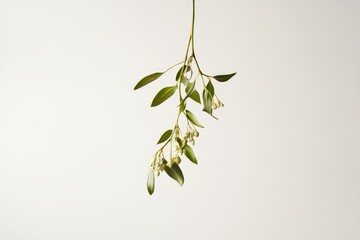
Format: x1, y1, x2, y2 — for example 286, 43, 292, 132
174, 156, 181, 164
194, 130, 199, 137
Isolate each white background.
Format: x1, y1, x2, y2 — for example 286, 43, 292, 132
1, 0, 359, 239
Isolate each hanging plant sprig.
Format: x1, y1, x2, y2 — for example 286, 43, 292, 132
134, 0, 236, 195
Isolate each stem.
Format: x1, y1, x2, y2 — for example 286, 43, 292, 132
164, 61, 184, 73
177, 0, 197, 108
178, 35, 192, 100
200, 73, 206, 87
191, 0, 195, 55
159, 112, 181, 152
193, 55, 203, 75
190, 0, 205, 76
159, 0, 200, 161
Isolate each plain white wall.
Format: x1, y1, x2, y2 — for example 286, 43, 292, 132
1, 0, 359, 239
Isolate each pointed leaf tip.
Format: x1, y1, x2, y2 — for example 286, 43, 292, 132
202, 89, 213, 116
213, 72, 236, 82
189, 90, 201, 104
134, 72, 163, 90
151, 86, 177, 107
147, 168, 155, 195
157, 129, 173, 144
184, 145, 198, 164
185, 110, 204, 128
165, 163, 184, 186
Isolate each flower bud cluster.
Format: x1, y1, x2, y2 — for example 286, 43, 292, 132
212, 95, 224, 110
184, 125, 199, 145
151, 151, 166, 176
169, 146, 181, 168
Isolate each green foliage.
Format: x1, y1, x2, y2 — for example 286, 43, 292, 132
206, 80, 215, 96
151, 86, 177, 107
184, 81, 201, 104
181, 80, 196, 105
179, 100, 186, 112
147, 169, 155, 195
185, 110, 204, 128
134, 0, 236, 195
176, 65, 192, 85
213, 73, 236, 82
189, 89, 201, 104
165, 163, 184, 186
157, 129, 173, 144
202, 89, 213, 115
176, 137, 186, 149
134, 72, 163, 90
184, 145, 197, 164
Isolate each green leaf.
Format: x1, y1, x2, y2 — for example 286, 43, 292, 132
184, 145, 198, 164
189, 90, 201, 104
185, 81, 195, 93
179, 100, 186, 112
202, 89, 219, 119
183, 81, 201, 104
176, 65, 192, 85
157, 129, 173, 144
186, 69, 193, 83
176, 65, 191, 81
185, 110, 204, 128
176, 137, 186, 148
165, 163, 184, 186
182, 81, 196, 101
151, 86, 177, 107
134, 72, 163, 90
202, 89, 213, 115
206, 81, 215, 96
213, 73, 236, 82
147, 168, 155, 195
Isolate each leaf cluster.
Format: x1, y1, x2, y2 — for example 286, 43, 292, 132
134, 0, 236, 195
